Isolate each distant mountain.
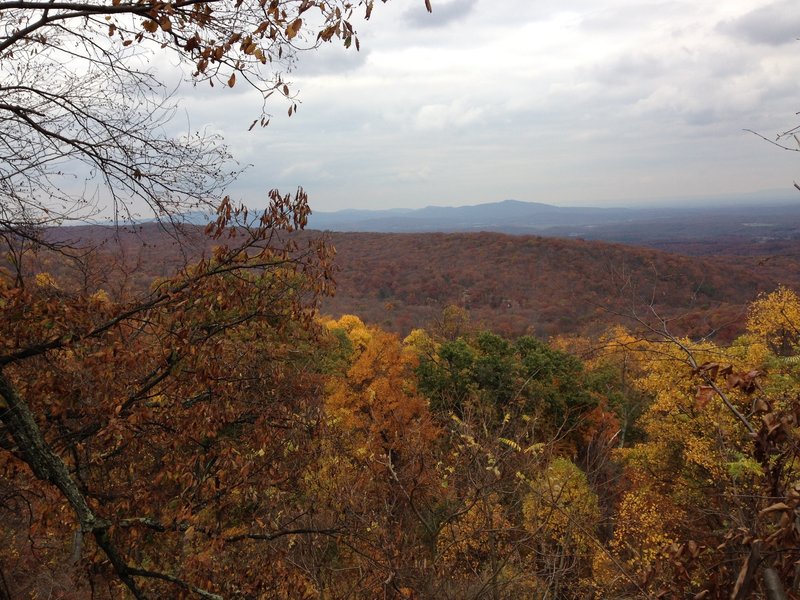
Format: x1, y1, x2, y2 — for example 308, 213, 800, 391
308, 199, 800, 246
308, 199, 639, 232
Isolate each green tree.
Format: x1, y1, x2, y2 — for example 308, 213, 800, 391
416, 330, 593, 432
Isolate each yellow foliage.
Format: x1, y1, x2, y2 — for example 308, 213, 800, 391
632, 337, 748, 444
432, 304, 471, 340
326, 313, 373, 351
523, 458, 600, 558
548, 333, 591, 355
747, 286, 800, 353
403, 327, 438, 357
437, 493, 513, 575
303, 438, 376, 514
611, 485, 681, 566
328, 313, 365, 332
90, 289, 110, 304
615, 441, 675, 479
324, 324, 437, 478
596, 293, 800, 596
596, 325, 646, 355
34, 272, 59, 289
581, 325, 651, 377
683, 435, 726, 478
726, 333, 772, 369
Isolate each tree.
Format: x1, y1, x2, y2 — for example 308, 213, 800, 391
415, 329, 593, 436
315, 316, 442, 596
590, 300, 800, 599
0, 197, 340, 598
747, 285, 800, 356
523, 457, 600, 597
0, 1, 433, 596
0, 0, 429, 236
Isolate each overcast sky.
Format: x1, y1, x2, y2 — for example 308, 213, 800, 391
187, 0, 800, 211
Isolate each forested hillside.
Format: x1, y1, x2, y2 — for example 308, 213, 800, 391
7, 217, 800, 598
43, 224, 795, 341
323, 231, 789, 340
3, 0, 800, 596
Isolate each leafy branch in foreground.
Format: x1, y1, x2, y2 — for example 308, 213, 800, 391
1, 0, 431, 234
0, 191, 338, 597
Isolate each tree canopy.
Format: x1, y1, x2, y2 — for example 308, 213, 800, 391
5, 2, 800, 599
0, 1, 433, 597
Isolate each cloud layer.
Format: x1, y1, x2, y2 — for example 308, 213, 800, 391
188, 0, 800, 210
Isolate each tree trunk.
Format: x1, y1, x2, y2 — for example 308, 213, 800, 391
0, 369, 145, 598
764, 567, 788, 600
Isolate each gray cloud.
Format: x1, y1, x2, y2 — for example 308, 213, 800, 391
292, 44, 371, 76
176, 0, 800, 211
592, 54, 667, 85
719, 1, 800, 46
404, 0, 479, 29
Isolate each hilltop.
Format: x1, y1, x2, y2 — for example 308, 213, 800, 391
40, 224, 796, 342
321, 231, 782, 340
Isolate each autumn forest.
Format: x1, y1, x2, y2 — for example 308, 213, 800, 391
4, 192, 800, 599
3, 0, 800, 599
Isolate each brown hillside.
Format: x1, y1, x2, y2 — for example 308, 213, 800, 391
34, 225, 787, 341
321, 231, 778, 340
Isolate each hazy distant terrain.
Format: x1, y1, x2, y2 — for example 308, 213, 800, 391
308, 198, 800, 251
45, 192, 800, 343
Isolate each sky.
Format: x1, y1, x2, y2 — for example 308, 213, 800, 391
183, 0, 800, 211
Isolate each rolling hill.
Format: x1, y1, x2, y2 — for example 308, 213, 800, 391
38, 224, 796, 342
319, 231, 780, 340
307, 198, 800, 246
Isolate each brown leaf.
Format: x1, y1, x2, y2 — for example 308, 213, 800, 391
695, 385, 714, 410
726, 373, 743, 388
759, 502, 791, 516
228, 73, 236, 87
741, 370, 763, 393
425, 0, 432, 13
286, 18, 302, 40
731, 553, 751, 599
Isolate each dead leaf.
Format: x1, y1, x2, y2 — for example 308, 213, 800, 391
696, 385, 714, 410
759, 502, 791, 516
286, 18, 302, 40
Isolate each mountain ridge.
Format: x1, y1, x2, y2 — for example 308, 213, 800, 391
307, 198, 800, 245
309, 199, 638, 232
